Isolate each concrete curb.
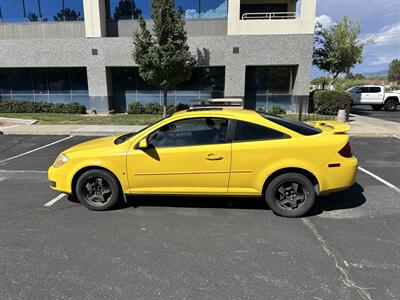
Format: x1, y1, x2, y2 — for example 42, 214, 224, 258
0, 125, 147, 136
349, 133, 400, 138
0, 117, 37, 126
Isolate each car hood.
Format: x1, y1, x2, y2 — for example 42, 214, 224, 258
64, 135, 120, 154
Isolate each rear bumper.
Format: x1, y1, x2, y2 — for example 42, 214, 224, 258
319, 157, 358, 194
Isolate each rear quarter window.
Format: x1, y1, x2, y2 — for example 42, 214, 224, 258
234, 120, 288, 142
260, 113, 321, 136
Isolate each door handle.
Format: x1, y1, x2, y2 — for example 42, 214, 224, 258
206, 153, 223, 161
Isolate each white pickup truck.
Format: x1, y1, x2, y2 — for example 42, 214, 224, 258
346, 85, 400, 111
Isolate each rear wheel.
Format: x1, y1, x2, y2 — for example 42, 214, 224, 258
371, 104, 383, 111
75, 169, 120, 211
265, 173, 316, 217
384, 99, 398, 111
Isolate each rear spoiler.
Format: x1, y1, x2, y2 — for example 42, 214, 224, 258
307, 121, 351, 134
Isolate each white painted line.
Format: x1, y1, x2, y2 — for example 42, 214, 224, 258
0, 177, 6, 182
44, 193, 66, 207
0, 170, 47, 174
0, 136, 73, 164
358, 166, 400, 193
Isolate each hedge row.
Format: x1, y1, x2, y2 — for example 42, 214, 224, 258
127, 102, 190, 114
0, 100, 86, 114
313, 90, 350, 115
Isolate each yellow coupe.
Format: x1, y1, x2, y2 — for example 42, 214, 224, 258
48, 108, 357, 217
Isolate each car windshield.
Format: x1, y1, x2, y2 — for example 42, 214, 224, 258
346, 86, 359, 92
259, 113, 322, 136
114, 116, 169, 145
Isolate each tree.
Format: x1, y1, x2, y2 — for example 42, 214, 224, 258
388, 59, 400, 83
313, 16, 369, 83
53, 8, 82, 21
132, 0, 196, 117
345, 72, 365, 80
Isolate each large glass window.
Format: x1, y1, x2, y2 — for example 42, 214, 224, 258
111, 67, 225, 112
0, 68, 88, 107
106, 0, 227, 21
107, 0, 147, 20
244, 66, 296, 111
148, 117, 229, 148
0, 0, 84, 22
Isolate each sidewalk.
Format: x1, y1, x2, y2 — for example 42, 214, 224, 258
347, 114, 400, 138
0, 124, 146, 136
0, 114, 399, 137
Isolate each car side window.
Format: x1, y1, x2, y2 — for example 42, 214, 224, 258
369, 87, 381, 93
361, 87, 369, 93
148, 118, 229, 148
234, 120, 287, 142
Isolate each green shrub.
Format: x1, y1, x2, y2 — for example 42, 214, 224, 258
175, 103, 190, 112
166, 103, 190, 115
143, 102, 163, 114
0, 100, 86, 114
127, 101, 145, 114
313, 90, 350, 115
267, 104, 286, 115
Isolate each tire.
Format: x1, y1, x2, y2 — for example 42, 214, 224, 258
75, 169, 120, 211
265, 173, 316, 217
371, 105, 383, 111
384, 99, 398, 111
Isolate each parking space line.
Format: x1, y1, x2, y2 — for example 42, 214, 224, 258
358, 166, 400, 193
44, 193, 66, 207
0, 136, 73, 164
0, 170, 47, 174
0, 177, 6, 182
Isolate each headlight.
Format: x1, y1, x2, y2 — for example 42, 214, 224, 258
53, 154, 69, 168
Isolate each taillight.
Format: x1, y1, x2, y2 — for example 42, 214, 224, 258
338, 142, 353, 158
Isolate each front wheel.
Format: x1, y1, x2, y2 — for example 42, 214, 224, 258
265, 173, 316, 217
75, 169, 120, 211
384, 99, 398, 111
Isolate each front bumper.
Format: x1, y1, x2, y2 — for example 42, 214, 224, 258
48, 165, 73, 194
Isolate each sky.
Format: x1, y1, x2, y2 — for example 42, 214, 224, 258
313, 0, 400, 78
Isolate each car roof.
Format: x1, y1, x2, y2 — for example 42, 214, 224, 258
173, 108, 259, 118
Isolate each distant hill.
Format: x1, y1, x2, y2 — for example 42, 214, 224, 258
362, 70, 388, 78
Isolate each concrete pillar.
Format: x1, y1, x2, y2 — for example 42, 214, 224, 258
227, 0, 240, 35
224, 63, 246, 99
300, 0, 317, 33
87, 65, 113, 112
83, 0, 107, 37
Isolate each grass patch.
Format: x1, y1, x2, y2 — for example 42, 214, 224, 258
0, 113, 163, 125
0, 112, 336, 125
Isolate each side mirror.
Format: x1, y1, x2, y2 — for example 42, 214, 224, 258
136, 138, 148, 150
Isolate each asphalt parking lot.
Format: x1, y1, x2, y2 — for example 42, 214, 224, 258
0, 135, 399, 299
352, 105, 400, 123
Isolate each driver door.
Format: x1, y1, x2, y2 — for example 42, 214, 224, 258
126, 117, 232, 195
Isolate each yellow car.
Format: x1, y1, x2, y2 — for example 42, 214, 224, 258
48, 108, 357, 217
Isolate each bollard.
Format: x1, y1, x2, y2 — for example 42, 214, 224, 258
337, 109, 346, 122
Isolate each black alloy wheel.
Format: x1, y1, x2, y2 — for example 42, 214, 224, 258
265, 173, 316, 217
76, 169, 120, 211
